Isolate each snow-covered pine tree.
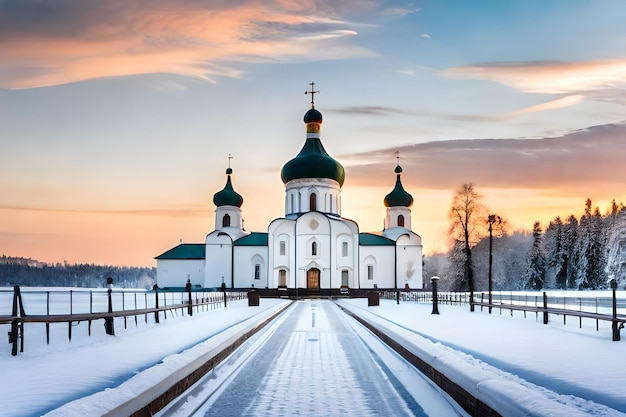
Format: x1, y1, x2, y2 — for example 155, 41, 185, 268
523, 221, 546, 290
544, 216, 565, 289
562, 214, 579, 288
576, 199, 608, 289
606, 205, 626, 287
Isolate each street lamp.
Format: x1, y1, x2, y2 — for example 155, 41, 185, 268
487, 214, 501, 314
431, 276, 440, 315
104, 277, 114, 335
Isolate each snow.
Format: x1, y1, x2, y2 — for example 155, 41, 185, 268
1, 293, 625, 417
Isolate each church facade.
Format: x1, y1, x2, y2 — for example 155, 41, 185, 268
155, 95, 423, 293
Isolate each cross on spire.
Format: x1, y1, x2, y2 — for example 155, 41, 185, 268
225, 153, 234, 175
395, 150, 400, 166
305, 82, 320, 108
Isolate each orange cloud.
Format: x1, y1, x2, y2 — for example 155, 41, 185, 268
0, 1, 371, 89
510, 94, 585, 116
444, 60, 626, 95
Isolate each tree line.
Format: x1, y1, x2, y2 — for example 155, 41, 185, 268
423, 184, 626, 299
0, 256, 156, 288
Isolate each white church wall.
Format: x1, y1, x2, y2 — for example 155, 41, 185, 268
268, 219, 296, 288
204, 232, 235, 288
330, 219, 359, 289
156, 259, 204, 288
285, 178, 341, 216
295, 212, 332, 288
396, 233, 424, 289
385, 207, 412, 230
359, 246, 395, 289
214, 205, 243, 231
233, 246, 269, 288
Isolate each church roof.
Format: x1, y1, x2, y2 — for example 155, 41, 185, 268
359, 233, 396, 246
280, 107, 345, 186
213, 168, 244, 207
155, 244, 205, 260
234, 232, 268, 246
384, 165, 414, 208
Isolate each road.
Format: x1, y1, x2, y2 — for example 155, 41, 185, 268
158, 300, 464, 417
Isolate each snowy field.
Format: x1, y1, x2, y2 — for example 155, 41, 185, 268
1, 291, 625, 416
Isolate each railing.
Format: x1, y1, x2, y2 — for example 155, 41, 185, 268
380, 289, 626, 341
0, 286, 247, 356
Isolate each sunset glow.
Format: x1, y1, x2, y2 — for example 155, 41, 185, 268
2, 1, 626, 266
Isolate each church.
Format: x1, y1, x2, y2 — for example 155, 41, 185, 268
155, 86, 423, 295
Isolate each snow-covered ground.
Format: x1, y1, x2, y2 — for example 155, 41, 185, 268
1, 295, 625, 416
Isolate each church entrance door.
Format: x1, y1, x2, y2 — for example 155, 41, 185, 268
307, 268, 320, 292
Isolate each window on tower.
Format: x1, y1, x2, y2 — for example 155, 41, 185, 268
222, 214, 231, 227
309, 193, 317, 211
279, 241, 286, 256
398, 214, 405, 227
342, 242, 348, 257
312, 241, 317, 256
254, 264, 260, 280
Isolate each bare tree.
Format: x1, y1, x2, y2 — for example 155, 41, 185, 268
448, 183, 488, 311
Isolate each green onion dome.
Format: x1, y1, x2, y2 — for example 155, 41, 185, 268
280, 108, 345, 186
213, 168, 244, 207
384, 165, 413, 207
303, 108, 322, 124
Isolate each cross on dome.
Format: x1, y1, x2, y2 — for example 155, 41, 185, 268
226, 153, 234, 175
305, 82, 320, 108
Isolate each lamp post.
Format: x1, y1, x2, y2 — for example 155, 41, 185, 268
186, 277, 193, 316
487, 214, 501, 314
611, 278, 621, 341
431, 276, 440, 315
104, 277, 114, 335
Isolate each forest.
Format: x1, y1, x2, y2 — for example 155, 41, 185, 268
0, 256, 156, 289
423, 185, 626, 293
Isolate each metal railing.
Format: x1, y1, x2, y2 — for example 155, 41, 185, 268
379, 289, 626, 341
0, 285, 247, 355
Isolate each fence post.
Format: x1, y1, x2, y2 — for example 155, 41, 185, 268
9, 285, 25, 356
542, 291, 548, 325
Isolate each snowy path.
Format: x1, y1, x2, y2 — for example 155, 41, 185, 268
160, 300, 463, 417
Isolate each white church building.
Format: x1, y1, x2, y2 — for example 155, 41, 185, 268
155, 91, 423, 294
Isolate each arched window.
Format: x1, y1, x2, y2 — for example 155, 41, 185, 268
278, 269, 287, 287
309, 193, 317, 211
341, 270, 349, 286
397, 214, 405, 227
222, 214, 231, 227
312, 241, 317, 256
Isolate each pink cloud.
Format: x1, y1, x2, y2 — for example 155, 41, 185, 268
444, 60, 626, 95
0, 1, 371, 89
342, 121, 626, 201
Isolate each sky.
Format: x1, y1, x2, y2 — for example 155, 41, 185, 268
2, 0, 626, 267
1, 294, 624, 416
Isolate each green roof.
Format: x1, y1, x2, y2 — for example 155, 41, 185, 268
384, 167, 414, 208
359, 233, 395, 246
155, 244, 205, 260
234, 232, 268, 246
213, 173, 244, 207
